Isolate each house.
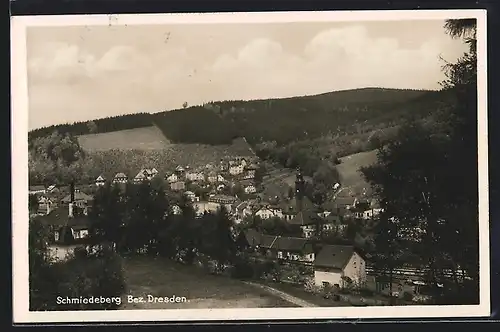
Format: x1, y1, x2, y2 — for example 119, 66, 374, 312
185, 170, 205, 182
165, 173, 178, 183
37, 195, 55, 215
29, 185, 46, 195
280, 196, 314, 221
184, 191, 198, 202
313, 245, 367, 288
234, 201, 254, 221
240, 179, 257, 194
134, 170, 148, 183
334, 196, 357, 211
216, 183, 226, 191
46, 184, 58, 193
255, 206, 279, 220
217, 174, 225, 182
95, 175, 106, 187
362, 208, 384, 220
207, 194, 238, 212
241, 231, 315, 264
229, 163, 244, 176
175, 165, 186, 173
61, 189, 94, 209
207, 171, 218, 183
113, 173, 128, 184
170, 181, 186, 191
41, 188, 93, 244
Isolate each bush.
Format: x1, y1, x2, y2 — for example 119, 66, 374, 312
402, 291, 414, 302
29, 219, 126, 311
359, 288, 375, 297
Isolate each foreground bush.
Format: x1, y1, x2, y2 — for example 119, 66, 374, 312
29, 219, 126, 311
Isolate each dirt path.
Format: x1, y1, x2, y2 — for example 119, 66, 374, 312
243, 281, 318, 308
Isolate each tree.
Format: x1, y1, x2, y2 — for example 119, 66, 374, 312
360, 19, 479, 303
87, 120, 98, 134
29, 194, 39, 214
182, 102, 188, 109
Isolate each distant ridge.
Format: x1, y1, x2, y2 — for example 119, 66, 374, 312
28, 87, 453, 147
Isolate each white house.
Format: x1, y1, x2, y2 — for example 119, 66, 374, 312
134, 170, 148, 183
113, 173, 128, 184
207, 172, 218, 183
229, 164, 244, 176
313, 245, 367, 288
186, 171, 205, 182
217, 174, 225, 182
95, 175, 106, 187
362, 208, 384, 220
255, 206, 278, 220
166, 173, 178, 183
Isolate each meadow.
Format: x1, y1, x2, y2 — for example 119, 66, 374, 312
78, 126, 170, 151
336, 149, 378, 195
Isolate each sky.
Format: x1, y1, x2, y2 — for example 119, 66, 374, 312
26, 20, 468, 130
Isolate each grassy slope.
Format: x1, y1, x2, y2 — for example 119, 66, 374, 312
336, 149, 379, 195
78, 126, 170, 151
119, 256, 297, 309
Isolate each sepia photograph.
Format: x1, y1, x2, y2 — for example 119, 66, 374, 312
11, 10, 489, 323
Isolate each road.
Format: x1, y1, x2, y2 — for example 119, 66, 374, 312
243, 281, 318, 308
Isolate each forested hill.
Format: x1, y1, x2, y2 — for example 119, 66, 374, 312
28, 87, 455, 146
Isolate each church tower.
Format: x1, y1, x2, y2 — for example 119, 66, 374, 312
295, 168, 305, 212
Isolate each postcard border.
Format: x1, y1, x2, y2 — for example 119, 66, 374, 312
11, 9, 490, 323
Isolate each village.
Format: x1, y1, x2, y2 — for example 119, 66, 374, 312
28, 153, 447, 306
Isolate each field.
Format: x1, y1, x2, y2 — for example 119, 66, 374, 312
77, 126, 170, 151
119, 256, 297, 309
336, 149, 378, 195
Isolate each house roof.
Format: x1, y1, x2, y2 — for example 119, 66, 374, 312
115, 172, 127, 178
38, 206, 93, 230
61, 191, 94, 203
288, 210, 321, 226
324, 214, 342, 224
96, 175, 105, 181
208, 194, 237, 204
335, 196, 356, 206
251, 232, 314, 253
314, 245, 356, 270
243, 229, 261, 246
246, 163, 259, 170
29, 185, 46, 191
240, 179, 255, 187
135, 171, 147, 179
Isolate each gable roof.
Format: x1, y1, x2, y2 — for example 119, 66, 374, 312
135, 171, 147, 179
314, 245, 357, 270
96, 175, 105, 181
114, 172, 127, 178
29, 185, 46, 191
38, 206, 93, 229
61, 191, 94, 203
288, 210, 321, 226
247, 231, 314, 253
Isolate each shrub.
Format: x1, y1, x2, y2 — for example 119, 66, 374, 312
402, 291, 414, 302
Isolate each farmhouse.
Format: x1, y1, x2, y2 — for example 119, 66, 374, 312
95, 175, 106, 187
113, 172, 128, 184
165, 172, 178, 183
313, 245, 367, 288
170, 181, 186, 191
29, 185, 46, 195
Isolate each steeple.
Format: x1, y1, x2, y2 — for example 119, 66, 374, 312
295, 168, 305, 212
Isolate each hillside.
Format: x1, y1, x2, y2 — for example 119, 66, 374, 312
78, 126, 170, 151
336, 149, 379, 196
29, 88, 456, 148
